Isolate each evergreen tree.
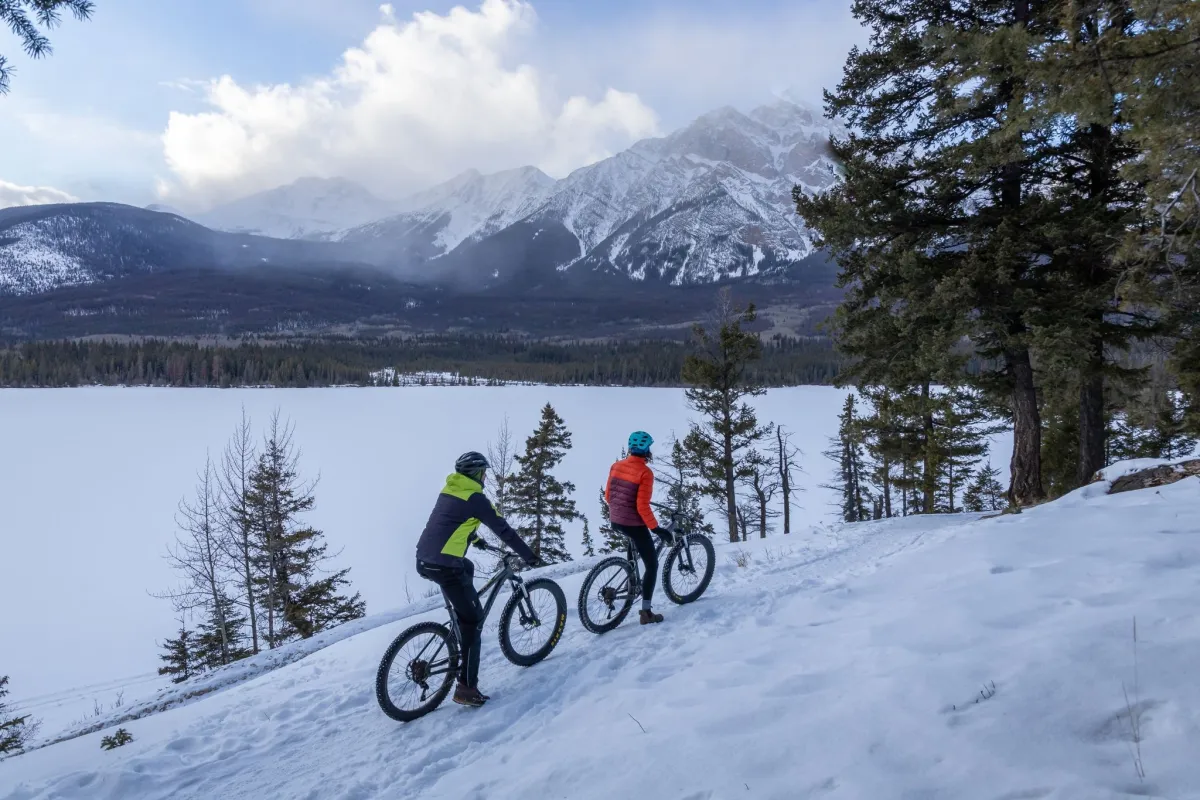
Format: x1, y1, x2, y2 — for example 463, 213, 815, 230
681, 289, 773, 541
246, 412, 365, 647
660, 438, 717, 538
509, 404, 578, 564
0, 675, 38, 755
596, 486, 624, 555
194, 595, 252, 671
0, 0, 94, 94
795, 0, 1060, 507
963, 464, 1007, 513
824, 394, 870, 522
933, 388, 1000, 513
580, 516, 596, 558
156, 624, 197, 684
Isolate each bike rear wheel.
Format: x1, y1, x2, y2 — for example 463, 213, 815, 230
662, 533, 715, 605
499, 578, 568, 666
375, 621, 459, 722
577, 556, 637, 634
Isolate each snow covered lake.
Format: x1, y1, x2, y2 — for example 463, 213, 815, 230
2, 385, 1018, 734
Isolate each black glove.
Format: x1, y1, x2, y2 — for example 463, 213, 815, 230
471, 538, 492, 551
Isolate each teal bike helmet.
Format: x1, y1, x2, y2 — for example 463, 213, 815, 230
627, 431, 653, 456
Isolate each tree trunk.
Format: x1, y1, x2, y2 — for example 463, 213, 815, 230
1078, 342, 1106, 487
882, 453, 892, 518
778, 428, 791, 534
921, 383, 937, 513
722, 406, 738, 543
1007, 346, 1045, 506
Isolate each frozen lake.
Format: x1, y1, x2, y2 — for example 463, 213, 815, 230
0, 386, 1011, 725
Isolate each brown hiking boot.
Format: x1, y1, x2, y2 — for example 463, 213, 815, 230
453, 683, 487, 707
639, 609, 664, 625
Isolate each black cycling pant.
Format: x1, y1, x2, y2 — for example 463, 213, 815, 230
612, 524, 672, 609
416, 559, 483, 688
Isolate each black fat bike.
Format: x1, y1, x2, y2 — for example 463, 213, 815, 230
375, 543, 567, 722
577, 500, 715, 634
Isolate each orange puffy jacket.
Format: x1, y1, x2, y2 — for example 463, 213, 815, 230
605, 454, 658, 529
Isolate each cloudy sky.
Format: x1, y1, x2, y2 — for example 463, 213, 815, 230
0, 0, 864, 212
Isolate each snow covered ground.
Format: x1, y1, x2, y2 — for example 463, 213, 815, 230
13, 386, 993, 733
4, 465, 1199, 799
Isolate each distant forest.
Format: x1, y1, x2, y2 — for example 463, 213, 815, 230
0, 335, 844, 388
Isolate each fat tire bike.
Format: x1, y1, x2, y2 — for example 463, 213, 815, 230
577, 500, 715, 634
376, 543, 567, 722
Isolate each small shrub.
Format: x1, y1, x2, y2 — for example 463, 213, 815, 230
729, 549, 752, 568
100, 728, 133, 750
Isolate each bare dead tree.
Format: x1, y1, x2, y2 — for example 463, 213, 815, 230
486, 415, 518, 518
775, 426, 804, 534
152, 455, 233, 666
218, 407, 260, 654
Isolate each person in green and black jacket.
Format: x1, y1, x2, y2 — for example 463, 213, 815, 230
416, 451, 540, 707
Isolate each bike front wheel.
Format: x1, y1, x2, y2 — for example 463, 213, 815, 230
662, 533, 715, 605
499, 578, 567, 666
375, 621, 459, 722
577, 556, 637, 634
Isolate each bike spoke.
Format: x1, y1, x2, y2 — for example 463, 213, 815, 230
508, 588, 558, 656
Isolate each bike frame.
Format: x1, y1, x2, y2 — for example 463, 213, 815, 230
606, 505, 701, 600
442, 555, 532, 645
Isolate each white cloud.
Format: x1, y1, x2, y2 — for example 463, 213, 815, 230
160, 0, 660, 209
0, 179, 79, 208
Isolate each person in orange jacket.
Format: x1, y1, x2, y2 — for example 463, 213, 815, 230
605, 431, 673, 624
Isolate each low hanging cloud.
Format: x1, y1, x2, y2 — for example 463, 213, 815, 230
160, 0, 660, 209
0, 179, 79, 209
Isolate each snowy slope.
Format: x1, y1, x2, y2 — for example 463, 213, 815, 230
6, 464, 1200, 799
196, 178, 396, 240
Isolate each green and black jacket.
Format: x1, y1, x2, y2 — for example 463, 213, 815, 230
415, 473, 535, 568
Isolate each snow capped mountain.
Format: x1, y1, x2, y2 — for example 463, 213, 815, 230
533, 96, 842, 283
0, 96, 844, 305
197, 177, 396, 240
335, 166, 557, 261
337, 96, 843, 285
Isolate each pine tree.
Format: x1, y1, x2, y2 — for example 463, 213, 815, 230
933, 388, 1001, 513
824, 394, 869, 522
509, 404, 578, 564
157, 624, 197, 684
194, 595, 252, 671
682, 289, 773, 542
0, 0, 94, 94
660, 438, 717, 538
246, 412, 365, 647
0, 675, 38, 755
596, 486, 623, 554
580, 516, 596, 558
963, 464, 1007, 513
795, 0, 1057, 507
